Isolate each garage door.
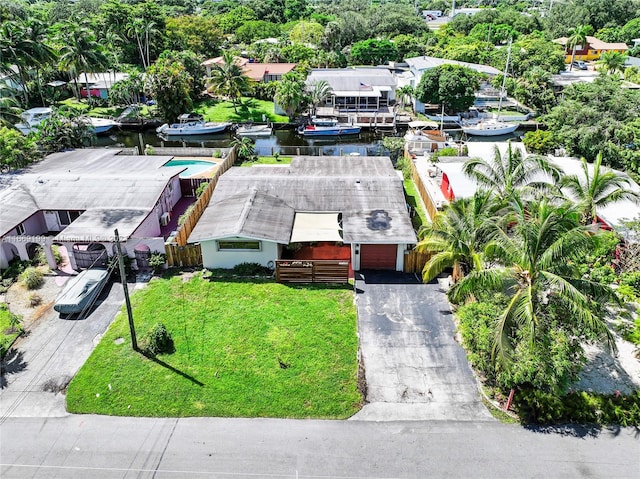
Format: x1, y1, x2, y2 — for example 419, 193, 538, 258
360, 244, 397, 270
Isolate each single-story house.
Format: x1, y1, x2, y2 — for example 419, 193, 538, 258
201, 57, 296, 82
402, 57, 502, 113
553, 36, 629, 62
305, 68, 397, 112
0, 149, 189, 271
417, 142, 640, 239
74, 72, 129, 99
188, 156, 417, 271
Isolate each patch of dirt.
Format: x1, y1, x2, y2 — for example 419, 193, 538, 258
573, 315, 640, 395
4, 274, 68, 329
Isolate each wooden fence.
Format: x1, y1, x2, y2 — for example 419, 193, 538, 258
275, 260, 350, 283
403, 249, 431, 274
409, 157, 438, 221
165, 243, 202, 268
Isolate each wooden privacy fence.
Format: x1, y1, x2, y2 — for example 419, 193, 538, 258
165, 243, 202, 268
275, 260, 350, 283
403, 249, 431, 274
409, 157, 438, 220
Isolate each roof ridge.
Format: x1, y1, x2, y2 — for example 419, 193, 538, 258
234, 188, 258, 235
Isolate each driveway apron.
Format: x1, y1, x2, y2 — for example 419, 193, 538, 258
351, 271, 493, 421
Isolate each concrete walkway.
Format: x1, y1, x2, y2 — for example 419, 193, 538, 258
0, 280, 130, 421
351, 271, 493, 421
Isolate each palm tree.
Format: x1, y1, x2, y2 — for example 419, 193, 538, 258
125, 19, 158, 69
560, 152, 640, 224
0, 85, 21, 127
450, 197, 617, 366
307, 80, 332, 117
567, 25, 590, 71
57, 23, 108, 102
207, 51, 250, 114
597, 51, 628, 75
416, 190, 497, 282
230, 136, 255, 163
397, 85, 414, 109
462, 142, 561, 202
0, 20, 42, 106
275, 71, 307, 121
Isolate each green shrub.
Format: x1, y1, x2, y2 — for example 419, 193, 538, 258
431, 146, 459, 160
28, 293, 42, 307
20, 267, 43, 290
1, 259, 31, 281
620, 317, 640, 345
232, 262, 272, 276
620, 272, 640, 296
589, 265, 616, 284
141, 323, 174, 356
212, 149, 222, 158
148, 253, 167, 271
616, 284, 638, 302
52, 245, 63, 265
178, 204, 195, 226
195, 182, 209, 198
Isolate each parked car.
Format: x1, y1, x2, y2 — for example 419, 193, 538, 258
572, 61, 588, 70
54, 268, 110, 316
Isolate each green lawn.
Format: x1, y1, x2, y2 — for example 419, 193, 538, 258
241, 156, 293, 167
66, 275, 361, 418
404, 178, 428, 232
0, 304, 22, 357
194, 98, 289, 123
57, 98, 156, 118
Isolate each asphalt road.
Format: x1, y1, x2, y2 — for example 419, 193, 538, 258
1, 415, 639, 478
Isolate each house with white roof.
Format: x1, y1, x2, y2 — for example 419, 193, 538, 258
74, 72, 129, 99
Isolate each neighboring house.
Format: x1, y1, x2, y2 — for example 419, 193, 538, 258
201, 57, 296, 83
553, 36, 629, 62
305, 68, 397, 112
0, 149, 187, 271
402, 57, 501, 113
74, 72, 129, 99
188, 156, 417, 272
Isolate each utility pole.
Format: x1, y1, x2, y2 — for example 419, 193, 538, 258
114, 229, 137, 351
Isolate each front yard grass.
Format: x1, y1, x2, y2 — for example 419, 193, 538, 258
0, 304, 22, 357
194, 98, 289, 123
66, 274, 361, 418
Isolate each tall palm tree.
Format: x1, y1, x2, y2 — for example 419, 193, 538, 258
462, 142, 561, 202
207, 51, 250, 114
560, 152, 640, 224
274, 71, 307, 121
307, 80, 332, 117
0, 20, 40, 106
450, 197, 617, 366
597, 51, 628, 75
416, 190, 497, 282
397, 85, 414, 109
57, 23, 108, 102
567, 25, 590, 71
0, 84, 21, 127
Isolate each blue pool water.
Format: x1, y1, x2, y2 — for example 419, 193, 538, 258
163, 159, 217, 177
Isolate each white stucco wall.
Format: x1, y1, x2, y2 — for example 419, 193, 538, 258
200, 237, 279, 269
132, 212, 162, 239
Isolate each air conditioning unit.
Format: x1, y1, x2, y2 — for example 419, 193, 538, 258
160, 212, 171, 227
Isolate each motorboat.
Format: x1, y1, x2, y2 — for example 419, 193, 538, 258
299, 117, 361, 137
53, 268, 110, 316
235, 123, 273, 137
404, 120, 451, 156
461, 119, 518, 136
14, 107, 53, 135
156, 113, 231, 136
87, 117, 119, 134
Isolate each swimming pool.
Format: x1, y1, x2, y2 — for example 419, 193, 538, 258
163, 159, 217, 177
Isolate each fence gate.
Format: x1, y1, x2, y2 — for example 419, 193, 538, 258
275, 260, 350, 283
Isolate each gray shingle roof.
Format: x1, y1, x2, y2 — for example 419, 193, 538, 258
189, 157, 417, 245
306, 68, 396, 91
405, 56, 501, 76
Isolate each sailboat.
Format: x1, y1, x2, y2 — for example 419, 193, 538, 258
462, 40, 518, 137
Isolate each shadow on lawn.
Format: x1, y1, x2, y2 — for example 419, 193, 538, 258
139, 350, 205, 387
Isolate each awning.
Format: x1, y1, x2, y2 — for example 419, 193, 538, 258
408, 120, 439, 128
332, 90, 381, 98
289, 212, 343, 243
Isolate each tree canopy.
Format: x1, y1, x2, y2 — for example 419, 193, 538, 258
415, 64, 479, 114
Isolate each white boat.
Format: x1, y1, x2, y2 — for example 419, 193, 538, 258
299, 117, 361, 137
14, 107, 53, 135
404, 120, 451, 156
235, 124, 272, 137
425, 113, 461, 124
462, 39, 518, 137
156, 113, 231, 136
87, 117, 119, 134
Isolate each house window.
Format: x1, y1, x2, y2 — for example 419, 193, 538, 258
217, 240, 261, 251
57, 210, 82, 226
15, 223, 25, 235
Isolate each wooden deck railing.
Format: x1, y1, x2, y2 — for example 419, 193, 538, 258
275, 260, 350, 283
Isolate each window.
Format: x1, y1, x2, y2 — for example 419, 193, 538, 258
57, 210, 82, 226
217, 240, 261, 251
15, 223, 25, 235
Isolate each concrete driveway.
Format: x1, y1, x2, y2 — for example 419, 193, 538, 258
0, 279, 128, 420
351, 271, 493, 421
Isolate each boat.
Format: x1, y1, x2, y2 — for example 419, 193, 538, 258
299, 117, 361, 137
15, 107, 52, 135
156, 113, 231, 136
53, 268, 110, 316
404, 120, 452, 156
462, 39, 518, 137
235, 123, 272, 137
87, 117, 119, 134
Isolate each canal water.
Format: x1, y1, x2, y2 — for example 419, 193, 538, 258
93, 126, 525, 156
